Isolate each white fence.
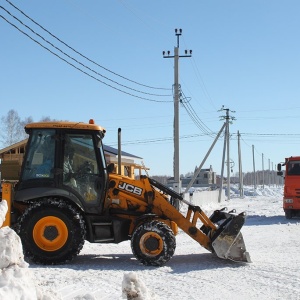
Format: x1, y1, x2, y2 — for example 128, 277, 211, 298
183, 189, 225, 206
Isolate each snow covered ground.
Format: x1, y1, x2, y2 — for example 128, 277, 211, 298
1, 185, 300, 300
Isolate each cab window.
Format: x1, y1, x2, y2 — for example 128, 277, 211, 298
22, 129, 55, 180
63, 134, 101, 204
287, 161, 300, 175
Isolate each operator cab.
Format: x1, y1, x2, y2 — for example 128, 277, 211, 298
15, 121, 108, 214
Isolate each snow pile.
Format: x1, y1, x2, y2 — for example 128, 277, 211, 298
0, 200, 38, 299
0, 200, 157, 300
122, 272, 159, 300
0, 200, 59, 300
227, 185, 283, 198
0, 200, 8, 225
1, 186, 298, 300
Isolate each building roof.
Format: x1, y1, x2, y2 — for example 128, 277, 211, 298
0, 139, 27, 155
0, 139, 142, 160
103, 145, 142, 159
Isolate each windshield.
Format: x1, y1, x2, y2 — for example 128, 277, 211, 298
22, 129, 55, 180
287, 160, 300, 175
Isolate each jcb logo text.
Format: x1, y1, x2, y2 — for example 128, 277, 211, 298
118, 182, 143, 196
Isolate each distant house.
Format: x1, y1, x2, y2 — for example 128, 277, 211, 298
168, 165, 217, 188
0, 139, 146, 180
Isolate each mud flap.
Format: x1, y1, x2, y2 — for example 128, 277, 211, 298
211, 213, 251, 263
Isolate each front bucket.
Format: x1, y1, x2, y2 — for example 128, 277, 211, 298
211, 213, 251, 263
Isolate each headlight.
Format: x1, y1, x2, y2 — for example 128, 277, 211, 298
284, 198, 293, 203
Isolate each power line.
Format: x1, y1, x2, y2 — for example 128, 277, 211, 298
240, 137, 274, 171
106, 125, 300, 149
239, 132, 300, 137
189, 55, 218, 110
181, 35, 218, 111
0, 5, 172, 99
179, 89, 215, 136
108, 131, 213, 147
0, 13, 172, 103
108, 129, 300, 147
5, 0, 171, 91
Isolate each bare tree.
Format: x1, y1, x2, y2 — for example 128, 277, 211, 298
0, 109, 23, 147
40, 116, 52, 122
20, 116, 34, 140
0, 110, 64, 148
0, 110, 35, 147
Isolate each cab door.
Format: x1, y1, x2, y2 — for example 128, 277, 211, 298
62, 132, 107, 213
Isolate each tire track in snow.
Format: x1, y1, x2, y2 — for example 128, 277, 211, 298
58, 277, 122, 300
243, 264, 300, 297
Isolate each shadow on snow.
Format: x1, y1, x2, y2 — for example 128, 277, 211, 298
245, 214, 300, 226
29, 252, 246, 273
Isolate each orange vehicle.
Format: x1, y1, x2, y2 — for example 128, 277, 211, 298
277, 156, 300, 219
1, 119, 251, 266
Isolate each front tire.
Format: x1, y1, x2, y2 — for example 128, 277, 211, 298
17, 198, 86, 264
285, 209, 293, 219
131, 220, 176, 266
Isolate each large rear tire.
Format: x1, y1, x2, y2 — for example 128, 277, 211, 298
17, 198, 86, 265
131, 220, 176, 266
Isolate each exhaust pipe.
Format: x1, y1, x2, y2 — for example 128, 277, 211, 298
118, 128, 121, 175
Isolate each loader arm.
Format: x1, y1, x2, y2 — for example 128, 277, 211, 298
106, 175, 251, 263
151, 191, 216, 251
149, 177, 250, 262
145, 178, 215, 250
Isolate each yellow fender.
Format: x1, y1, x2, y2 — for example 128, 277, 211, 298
1, 182, 13, 227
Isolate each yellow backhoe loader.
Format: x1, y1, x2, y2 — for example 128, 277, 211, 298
1, 120, 251, 266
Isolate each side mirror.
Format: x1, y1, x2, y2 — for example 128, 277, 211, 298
107, 163, 115, 174
277, 171, 283, 176
277, 163, 281, 172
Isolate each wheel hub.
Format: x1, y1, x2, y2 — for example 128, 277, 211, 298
33, 216, 68, 251
140, 232, 163, 256
43, 225, 59, 241
144, 236, 159, 251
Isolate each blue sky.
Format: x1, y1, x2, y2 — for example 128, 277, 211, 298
1, 0, 300, 176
